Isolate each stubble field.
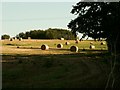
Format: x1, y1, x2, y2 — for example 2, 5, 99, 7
1, 39, 111, 88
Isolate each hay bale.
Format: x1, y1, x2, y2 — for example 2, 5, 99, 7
17, 46, 19, 48
89, 45, 95, 49
57, 44, 63, 48
13, 37, 17, 40
90, 42, 93, 45
28, 37, 31, 39
15, 37, 17, 40
9, 38, 14, 41
65, 42, 70, 45
101, 42, 105, 45
60, 38, 64, 40
75, 40, 79, 44
70, 46, 78, 52
19, 38, 22, 41
82, 48, 86, 51
41, 44, 49, 50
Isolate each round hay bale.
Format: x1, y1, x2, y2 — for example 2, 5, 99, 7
89, 45, 95, 49
19, 38, 22, 41
82, 48, 86, 51
41, 44, 49, 50
28, 37, 31, 39
13, 37, 17, 40
60, 38, 64, 40
57, 44, 63, 48
15, 37, 17, 40
90, 42, 93, 45
70, 46, 78, 52
65, 42, 70, 45
17, 46, 19, 48
9, 38, 14, 41
101, 42, 105, 45
75, 40, 79, 44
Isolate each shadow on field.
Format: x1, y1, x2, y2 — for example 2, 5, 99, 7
16, 46, 40, 49
49, 48, 70, 51
3, 51, 118, 88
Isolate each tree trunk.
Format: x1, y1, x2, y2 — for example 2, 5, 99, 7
107, 31, 120, 54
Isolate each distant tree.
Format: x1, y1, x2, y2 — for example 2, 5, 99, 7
45, 30, 56, 39
29, 30, 46, 39
1, 34, 10, 39
45, 28, 75, 39
16, 28, 75, 40
16, 32, 26, 39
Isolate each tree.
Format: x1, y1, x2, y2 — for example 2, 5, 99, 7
1, 34, 10, 39
68, 2, 120, 54
68, 1, 120, 88
16, 32, 26, 39
16, 28, 75, 40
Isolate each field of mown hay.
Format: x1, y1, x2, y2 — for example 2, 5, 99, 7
1, 39, 107, 55
1, 39, 113, 88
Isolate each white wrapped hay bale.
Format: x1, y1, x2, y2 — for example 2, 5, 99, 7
41, 44, 49, 50
101, 42, 105, 45
57, 44, 63, 48
65, 42, 70, 45
70, 46, 78, 52
89, 45, 95, 49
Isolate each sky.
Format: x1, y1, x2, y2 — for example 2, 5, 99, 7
1, 0, 119, 38
1, 1, 80, 37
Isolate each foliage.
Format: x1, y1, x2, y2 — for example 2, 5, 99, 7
16, 28, 75, 40
68, 1, 120, 88
68, 2, 120, 53
1, 34, 10, 39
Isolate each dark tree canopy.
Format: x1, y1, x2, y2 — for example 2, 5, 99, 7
1, 34, 10, 39
68, 2, 120, 53
16, 28, 75, 40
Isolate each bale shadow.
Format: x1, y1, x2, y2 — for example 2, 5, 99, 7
16, 46, 40, 49
49, 48, 70, 51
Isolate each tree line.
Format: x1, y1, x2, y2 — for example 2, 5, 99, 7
1, 28, 76, 40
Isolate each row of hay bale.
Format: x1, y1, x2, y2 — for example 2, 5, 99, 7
41, 44, 79, 52
9, 37, 32, 41
66, 40, 106, 45
90, 41, 106, 45
9, 38, 23, 41
41, 43, 97, 52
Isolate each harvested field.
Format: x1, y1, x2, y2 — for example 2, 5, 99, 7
1, 39, 114, 88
